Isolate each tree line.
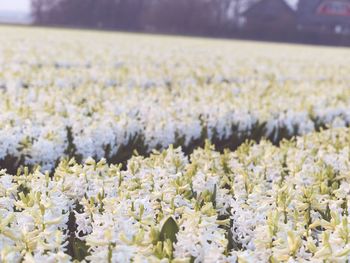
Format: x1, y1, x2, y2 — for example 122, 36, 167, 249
30, 0, 253, 36
30, 0, 350, 46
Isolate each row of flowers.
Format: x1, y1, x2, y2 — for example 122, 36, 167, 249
2, 127, 350, 262
1, 28, 350, 171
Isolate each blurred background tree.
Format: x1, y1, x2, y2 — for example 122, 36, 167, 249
30, 0, 350, 46
30, 0, 252, 35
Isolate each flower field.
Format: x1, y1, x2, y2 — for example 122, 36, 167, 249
1, 25, 350, 262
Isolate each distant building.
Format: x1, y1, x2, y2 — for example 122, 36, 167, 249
242, 0, 350, 36
242, 0, 296, 37
298, 0, 350, 35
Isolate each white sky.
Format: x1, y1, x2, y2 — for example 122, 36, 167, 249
0, 0, 30, 13
286, 0, 299, 10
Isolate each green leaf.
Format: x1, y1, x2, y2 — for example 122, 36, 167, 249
160, 216, 179, 243
73, 239, 90, 261
211, 184, 217, 208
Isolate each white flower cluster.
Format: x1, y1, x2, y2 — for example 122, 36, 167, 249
2, 127, 350, 262
0, 27, 350, 170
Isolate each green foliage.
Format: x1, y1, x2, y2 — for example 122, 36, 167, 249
160, 216, 179, 244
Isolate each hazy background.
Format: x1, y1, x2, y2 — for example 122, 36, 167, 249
0, 0, 349, 46
0, 0, 31, 24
